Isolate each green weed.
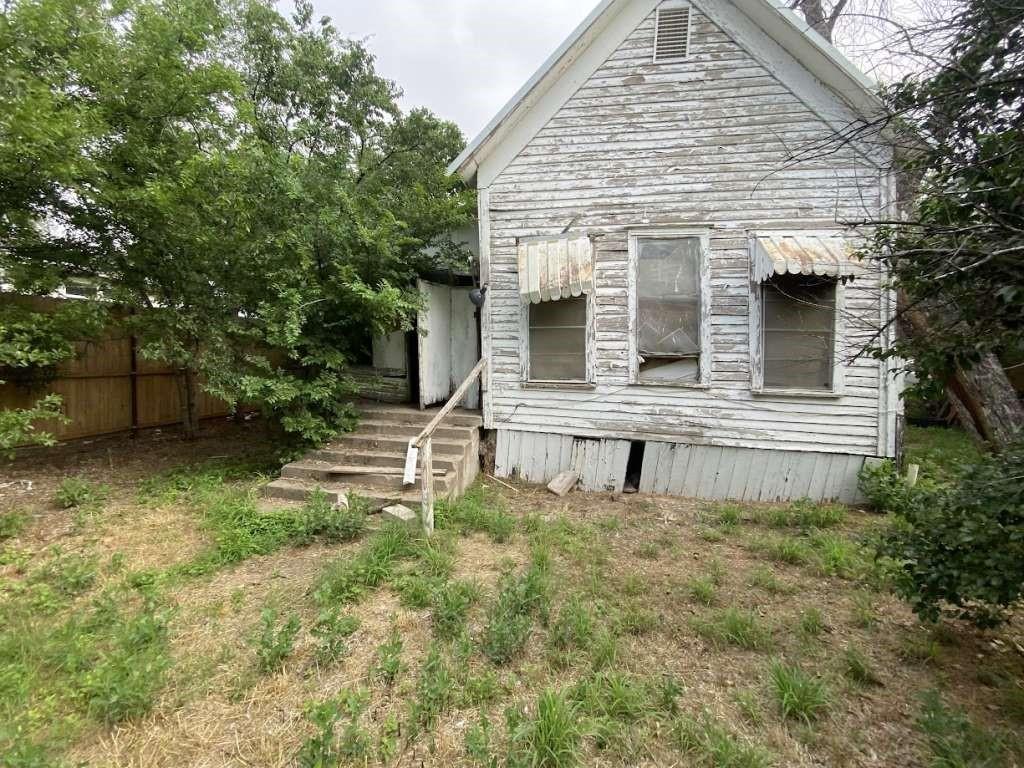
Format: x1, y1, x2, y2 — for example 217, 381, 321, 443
693, 609, 772, 651
798, 607, 826, 638
432, 580, 478, 640
760, 499, 846, 530
299, 489, 366, 543
687, 576, 718, 607
297, 689, 371, 768
410, 643, 455, 731
851, 590, 878, 629
842, 646, 881, 687
313, 524, 415, 605
310, 609, 360, 663
508, 689, 583, 768
616, 607, 659, 637
571, 671, 652, 723
54, 477, 108, 510
747, 565, 790, 594
734, 690, 765, 726
0, 510, 27, 541
752, 534, 812, 565
465, 714, 497, 767
480, 551, 551, 664
548, 596, 595, 652
436, 484, 516, 543
253, 608, 300, 673
373, 628, 404, 686
916, 689, 1007, 767
769, 660, 830, 724
672, 713, 774, 768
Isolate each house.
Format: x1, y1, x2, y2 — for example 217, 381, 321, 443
447, 0, 902, 502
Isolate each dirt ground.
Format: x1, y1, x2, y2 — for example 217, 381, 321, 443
2, 424, 1023, 767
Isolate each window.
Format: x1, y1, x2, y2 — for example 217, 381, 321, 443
654, 2, 691, 62
528, 296, 587, 381
635, 235, 704, 384
761, 274, 836, 390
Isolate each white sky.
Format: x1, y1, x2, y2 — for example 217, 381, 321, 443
308, 0, 923, 142
314, 0, 599, 140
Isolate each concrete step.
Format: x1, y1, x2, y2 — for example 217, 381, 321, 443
356, 404, 482, 429
327, 434, 470, 455
353, 420, 476, 442
280, 461, 454, 493
261, 477, 442, 510
311, 449, 462, 472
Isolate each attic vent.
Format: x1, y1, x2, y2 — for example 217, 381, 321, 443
654, 3, 691, 61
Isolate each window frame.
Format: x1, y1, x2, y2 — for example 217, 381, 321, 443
521, 292, 594, 386
748, 235, 846, 397
627, 228, 712, 388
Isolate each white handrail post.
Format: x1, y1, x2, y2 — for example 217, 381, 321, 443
421, 437, 434, 534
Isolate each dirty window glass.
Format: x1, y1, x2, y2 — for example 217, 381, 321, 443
762, 274, 836, 390
636, 237, 701, 383
529, 296, 586, 381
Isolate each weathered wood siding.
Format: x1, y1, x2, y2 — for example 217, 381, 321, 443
495, 428, 865, 503
482, 3, 891, 458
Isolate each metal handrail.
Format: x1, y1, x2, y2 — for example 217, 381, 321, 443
404, 358, 485, 533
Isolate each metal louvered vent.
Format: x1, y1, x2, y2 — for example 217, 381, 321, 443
654, 4, 691, 61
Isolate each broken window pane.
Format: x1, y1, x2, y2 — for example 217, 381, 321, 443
636, 237, 701, 383
529, 296, 586, 381
762, 274, 836, 390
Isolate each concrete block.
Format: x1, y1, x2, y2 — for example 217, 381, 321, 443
382, 503, 419, 527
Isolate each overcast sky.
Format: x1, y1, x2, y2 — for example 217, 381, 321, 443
312, 0, 596, 141
307, 1, 917, 142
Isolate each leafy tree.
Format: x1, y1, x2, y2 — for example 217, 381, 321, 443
0, 0, 473, 445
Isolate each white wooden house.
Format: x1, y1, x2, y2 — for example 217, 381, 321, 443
448, 0, 902, 502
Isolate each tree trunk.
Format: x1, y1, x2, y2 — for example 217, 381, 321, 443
177, 367, 200, 441
899, 291, 1024, 450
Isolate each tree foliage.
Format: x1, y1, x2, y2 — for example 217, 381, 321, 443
864, 444, 1024, 627
1, 0, 473, 445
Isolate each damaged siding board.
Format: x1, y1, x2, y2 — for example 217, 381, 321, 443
482, 5, 892, 467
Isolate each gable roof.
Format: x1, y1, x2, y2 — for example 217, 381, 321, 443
449, 0, 884, 186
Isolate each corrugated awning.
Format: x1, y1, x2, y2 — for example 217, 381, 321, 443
518, 236, 594, 303
752, 233, 865, 283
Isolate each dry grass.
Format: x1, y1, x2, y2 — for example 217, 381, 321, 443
2, 428, 1023, 767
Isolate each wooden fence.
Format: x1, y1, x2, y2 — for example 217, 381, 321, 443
1, 323, 231, 442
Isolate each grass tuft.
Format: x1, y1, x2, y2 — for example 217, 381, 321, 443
693, 608, 773, 651
672, 713, 774, 768
508, 689, 583, 768
769, 660, 830, 724
842, 646, 881, 687
798, 607, 826, 638
480, 549, 551, 664
431, 579, 478, 640
436, 484, 516, 543
916, 689, 1008, 767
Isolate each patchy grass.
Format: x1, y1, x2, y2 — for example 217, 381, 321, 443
2, 424, 1022, 767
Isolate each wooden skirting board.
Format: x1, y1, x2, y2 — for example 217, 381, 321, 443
495, 428, 870, 504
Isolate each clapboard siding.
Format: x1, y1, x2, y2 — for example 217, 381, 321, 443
496, 429, 866, 503
482, 4, 891, 459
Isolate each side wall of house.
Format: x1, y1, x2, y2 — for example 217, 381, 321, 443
479, 1, 896, 500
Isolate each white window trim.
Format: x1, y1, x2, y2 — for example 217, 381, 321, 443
748, 237, 846, 397
520, 291, 595, 386
627, 228, 712, 388
653, 0, 693, 63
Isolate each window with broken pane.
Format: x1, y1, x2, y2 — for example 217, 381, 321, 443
636, 236, 702, 383
762, 273, 836, 390
528, 296, 587, 381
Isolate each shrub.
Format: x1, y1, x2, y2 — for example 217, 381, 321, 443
769, 660, 830, 724
54, 477, 108, 510
869, 442, 1024, 627
253, 608, 301, 673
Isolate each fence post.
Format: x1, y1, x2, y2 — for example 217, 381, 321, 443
421, 437, 434, 534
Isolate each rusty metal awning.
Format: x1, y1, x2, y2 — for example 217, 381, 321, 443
751, 233, 865, 283
518, 236, 594, 304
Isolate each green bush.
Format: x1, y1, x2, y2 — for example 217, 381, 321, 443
299, 490, 366, 543
867, 443, 1024, 626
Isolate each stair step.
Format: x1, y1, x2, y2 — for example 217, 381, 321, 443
354, 420, 476, 441
262, 477, 444, 510
311, 449, 461, 472
356, 404, 482, 429
328, 434, 471, 455
280, 462, 454, 493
